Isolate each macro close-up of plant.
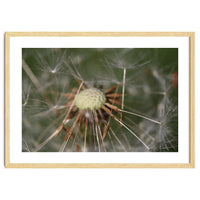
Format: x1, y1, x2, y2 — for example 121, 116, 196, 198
22, 48, 178, 152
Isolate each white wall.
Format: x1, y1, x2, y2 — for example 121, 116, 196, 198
0, 1, 199, 199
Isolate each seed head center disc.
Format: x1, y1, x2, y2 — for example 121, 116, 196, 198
75, 88, 106, 111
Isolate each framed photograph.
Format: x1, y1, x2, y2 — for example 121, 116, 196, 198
5, 32, 195, 168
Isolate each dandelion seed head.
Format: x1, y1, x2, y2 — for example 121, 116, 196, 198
75, 88, 106, 111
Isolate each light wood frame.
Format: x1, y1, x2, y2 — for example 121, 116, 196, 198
5, 32, 195, 168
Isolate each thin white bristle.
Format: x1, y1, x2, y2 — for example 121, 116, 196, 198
119, 109, 161, 125
122, 67, 126, 110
